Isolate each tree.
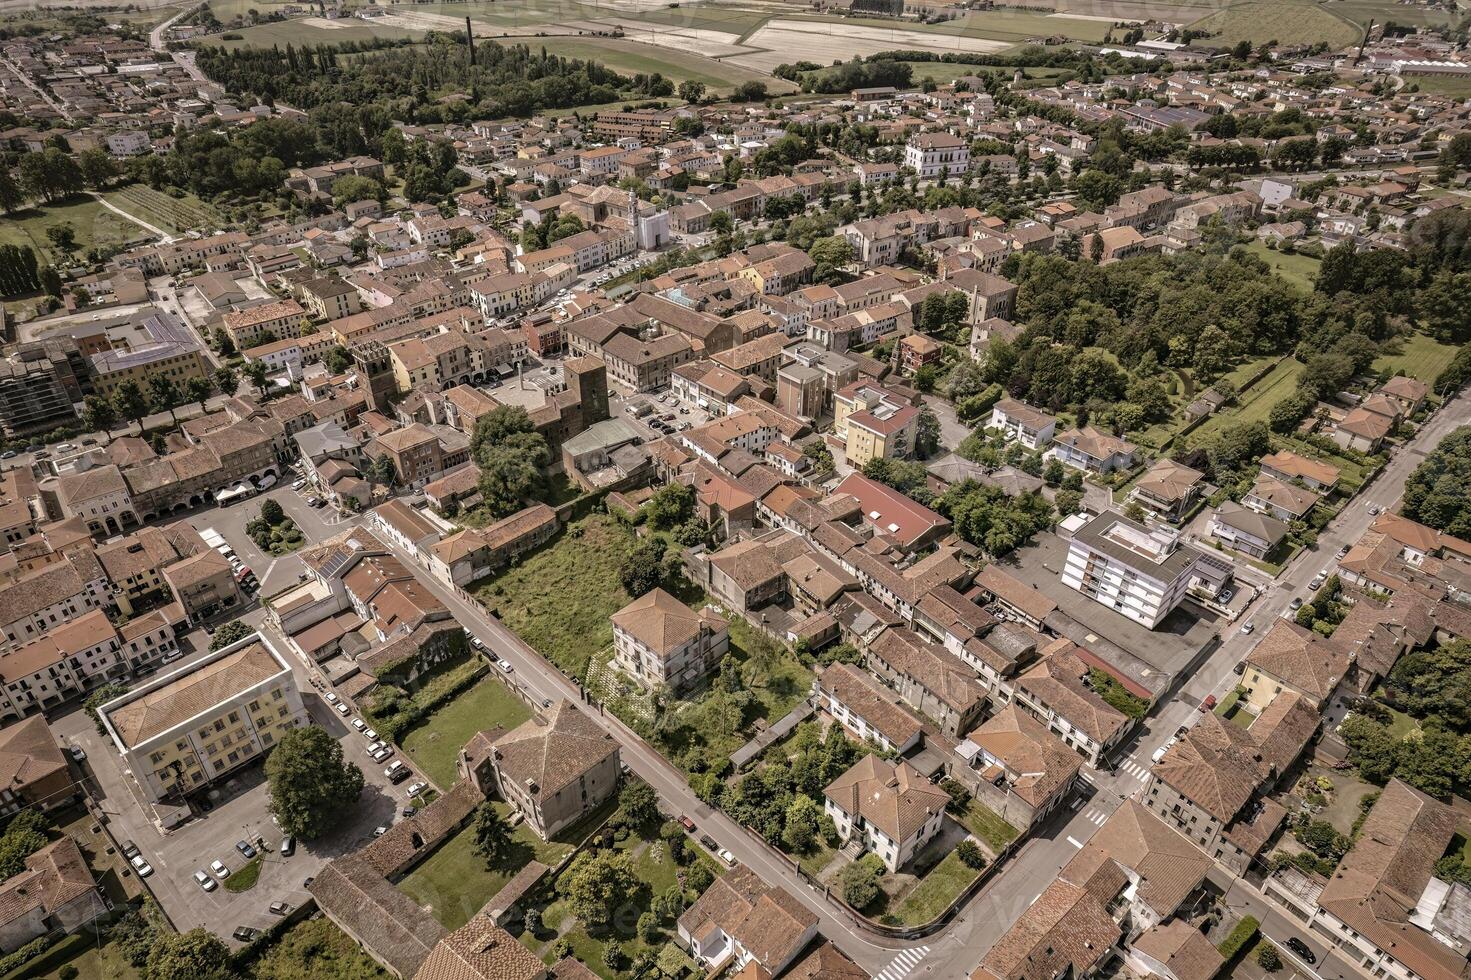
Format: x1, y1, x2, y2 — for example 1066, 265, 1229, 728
557, 849, 639, 931
781, 794, 822, 852
1402, 428, 1471, 539
214, 366, 240, 397
112, 380, 151, 432
77, 149, 119, 190
185, 376, 214, 414
1339, 714, 1401, 784
149, 374, 181, 422
81, 394, 116, 435
245, 360, 271, 398
471, 406, 549, 518
642, 481, 693, 531
0, 811, 50, 880
915, 407, 941, 458
839, 854, 884, 909
956, 840, 986, 869
209, 620, 252, 651
619, 540, 666, 598
265, 726, 365, 839
0, 168, 22, 214
677, 79, 706, 103
259, 498, 286, 527
471, 802, 513, 867
45, 224, 77, 256
1255, 942, 1281, 972
145, 929, 234, 980
619, 780, 660, 827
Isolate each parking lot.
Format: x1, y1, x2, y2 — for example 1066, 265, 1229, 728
611, 388, 711, 441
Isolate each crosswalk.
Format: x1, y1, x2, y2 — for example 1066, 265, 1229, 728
875, 945, 930, 980
1082, 807, 1109, 826
1118, 759, 1151, 782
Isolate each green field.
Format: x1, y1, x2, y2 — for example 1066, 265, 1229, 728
106, 184, 225, 235
401, 675, 531, 788
0, 196, 148, 266
1186, 0, 1359, 49
1373, 331, 1460, 385
1405, 73, 1471, 99
197, 18, 426, 47
530, 36, 793, 93
791, 8, 1112, 42
889, 849, 983, 926
1245, 240, 1321, 293
1191, 357, 1307, 443
397, 807, 576, 930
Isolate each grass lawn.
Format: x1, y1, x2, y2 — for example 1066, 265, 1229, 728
1186, 0, 1359, 49
400, 675, 531, 788
224, 856, 262, 892
1245, 241, 1321, 293
797, 840, 840, 878
727, 617, 813, 724
0, 196, 148, 266
10, 932, 142, 980
247, 916, 392, 979
398, 803, 575, 930
1372, 331, 1460, 385
955, 800, 1018, 853
1190, 358, 1306, 444
476, 514, 636, 680
521, 37, 795, 94
888, 850, 982, 926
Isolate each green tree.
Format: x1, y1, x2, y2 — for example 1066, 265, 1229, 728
642, 481, 693, 531
1255, 942, 1281, 972
77, 149, 119, 190
209, 620, 252, 651
81, 394, 116, 435
619, 539, 666, 598
0, 811, 50, 880
678, 79, 706, 103
45, 224, 77, 256
839, 854, 884, 909
244, 360, 271, 398
112, 380, 151, 432
956, 840, 986, 869
259, 498, 286, 527
556, 849, 639, 931
185, 376, 214, 414
781, 794, 822, 852
148, 374, 181, 422
145, 929, 233, 980
471, 802, 513, 867
214, 366, 240, 397
0, 168, 22, 214
265, 726, 365, 839
470, 406, 549, 517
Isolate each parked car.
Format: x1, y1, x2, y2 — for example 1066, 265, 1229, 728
1284, 938, 1316, 964
367, 741, 386, 755
384, 760, 405, 779
1151, 736, 1178, 764
371, 747, 393, 763
268, 902, 291, 915
0, 451, 15, 460
1218, 587, 1234, 603
1368, 504, 1381, 516
233, 927, 260, 942
1289, 597, 1304, 611
403, 806, 418, 818
1239, 621, 1254, 635
373, 826, 388, 837
351, 718, 366, 732
323, 692, 338, 705
292, 479, 305, 491
130, 855, 153, 877
406, 781, 427, 798
699, 835, 718, 851
335, 702, 350, 715
679, 815, 696, 833
281, 836, 295, 857
236, 840, 257, 859
717, 848, 737, 867
390, 766, 412, 784
211, 860, 230, 878
497, 660, 513, 674
363, 728, 379, 742
121, 840, 140, 859
1199, 694, 1217, 713
1337, 543, 1351, 558
194, 870, 217, 891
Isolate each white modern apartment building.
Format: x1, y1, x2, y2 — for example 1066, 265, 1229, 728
1061, 511, 1229, 629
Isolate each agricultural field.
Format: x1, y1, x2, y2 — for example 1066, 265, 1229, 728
529, 36, 793, 93
1185, 0, 1360, 50
105, 185, 225, 236
1372, 331, 1460, 385
1190, 357, 1307, 443
1405, 73, 1471, 99
0, 196, 147, 266
196, 17, 426, 46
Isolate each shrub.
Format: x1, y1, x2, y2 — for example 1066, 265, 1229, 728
1218, 916, 1260, 959
1255, 941, 1281, 971
956, 840, 987, 869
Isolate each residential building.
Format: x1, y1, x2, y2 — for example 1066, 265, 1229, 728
1049, 426, 1136, 475
610, 588, 729, 694
1240, 619, 1348, 711
1062, 511, 1229, 630
832, 382, 918, 466
98, 632, 308, 804
904, 132, 970, 178
989, 399, 1055, 449
677, 868, 817, 976
812, 662, 924, 755
1128, 458, 1204, 523
958, 704, 1081, 830
1208, 502, 1288, 560
481, 700, 619, 841
824, 755, 948, 873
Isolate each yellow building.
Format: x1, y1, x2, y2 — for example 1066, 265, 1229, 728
99, 632, 308, 804
833, 381, 919, 468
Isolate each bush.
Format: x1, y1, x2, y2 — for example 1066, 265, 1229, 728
0, 935, 56, 976
1255, 941, 1281, 971
956, 840, 987, 869
1218, 916, 1260, 959
839, 853, 885, 910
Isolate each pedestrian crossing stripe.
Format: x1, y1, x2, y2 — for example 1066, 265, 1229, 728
875, 944, 930, 980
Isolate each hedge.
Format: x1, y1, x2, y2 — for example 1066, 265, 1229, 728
1218, 916, 1260, 959
0, 934, 57, 977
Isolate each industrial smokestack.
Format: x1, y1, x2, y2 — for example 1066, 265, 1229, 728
466, 15, 476, 65
1356, 19, 1373, 64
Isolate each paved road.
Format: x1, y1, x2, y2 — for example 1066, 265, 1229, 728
2, 56, 71, 120
371, 536, 915, 974
150, 2, 204, 54
917, 385, 1471, 976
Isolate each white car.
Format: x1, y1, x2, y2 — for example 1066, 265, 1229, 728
385, 760, 405, 779
194, 870, 217, 892
406, 781, 427, 798
210, 859, 230, 878
367, 741, 386, 755
324, 692, 339, 705
130, 855, 153, 877
717, 848, 737, 867
1239, 621, 1255, 634
335, 702, 350, 716
498, 660, 513, 674
363, 728, 379, 742
1151, 737, 1178, 764
292, 479, 305, 491
351, 718, 366, 732
371, 747, 393, 763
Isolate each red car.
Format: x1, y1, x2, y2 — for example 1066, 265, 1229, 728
679, 816, 696, 833
1199, 695, 1217, 713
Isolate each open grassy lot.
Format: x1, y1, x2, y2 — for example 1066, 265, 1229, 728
1245, 240, 1321, 293
790, 8, 1112, 42
196, 17, 427, 46
1329, 0, 1454, 32
400, 675, 531, 788
398, 803, 577, 930
105, 185, 224, 236
955, 799, 1019, 852
0, 196, 147, 266
889, 850, 982, 926
1372, 331, 1460, 385
10, 932, 141, 980
1186, 0, 1359, 50
1190, 358, 1307, 443
246, 917, 393, 979
1405, 73, 1471, 99
476, 514, 635, 680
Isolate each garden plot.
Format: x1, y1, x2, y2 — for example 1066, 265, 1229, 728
730, 18, 1011, 72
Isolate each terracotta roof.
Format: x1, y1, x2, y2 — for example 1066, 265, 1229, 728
491, 701, 616, 802
611, 588, 727, 656
1060, 800, 1210, 919
967, 705, 1081, 809
975, 876, 1121, 980
411, 917, 546, 980
1245, 619, 1349, 703
1130, 920, 1224, 980
1016, 650, 1127, 746
0, 716, 67, 802
824, 755, 949, 844
106, 640, 284, 747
